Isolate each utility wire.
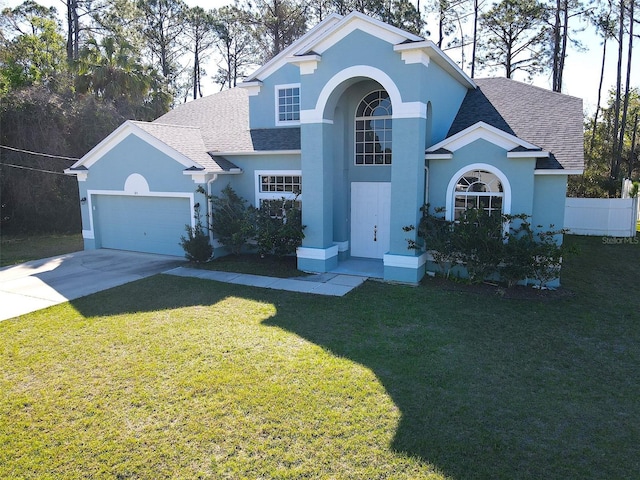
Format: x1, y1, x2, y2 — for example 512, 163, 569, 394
0, 163, 69, 176
0, 144, 80, 161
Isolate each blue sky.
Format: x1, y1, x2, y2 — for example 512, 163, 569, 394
2, 0, 637, 114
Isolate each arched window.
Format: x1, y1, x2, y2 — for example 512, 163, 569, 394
355, 90, 392, 165
453, 169, 504, 220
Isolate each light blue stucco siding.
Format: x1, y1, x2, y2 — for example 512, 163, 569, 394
79, 133, 207, 255
249, 64, 301, 129
384, 116, 429, 283
532, 174, 568, 234
298, 122, 337, 271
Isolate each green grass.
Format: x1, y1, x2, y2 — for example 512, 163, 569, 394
0, 233, 83, 267
199, 252, 307, 277
1, 236, 639, 479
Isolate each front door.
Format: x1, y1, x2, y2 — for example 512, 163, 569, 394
350, 182, 391, 258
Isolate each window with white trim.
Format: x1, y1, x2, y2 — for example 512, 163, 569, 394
255, 171, 302, 218
355, 90, 392, 165
275, 84, 300, 124
453, 169, 503, 220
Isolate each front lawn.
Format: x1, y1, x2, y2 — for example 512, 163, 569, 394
1, 236, 638, 479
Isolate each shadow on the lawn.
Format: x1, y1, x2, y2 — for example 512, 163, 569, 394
69, 250, 638, 480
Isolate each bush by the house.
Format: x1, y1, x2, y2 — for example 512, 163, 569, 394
179, 203, 213, 263
406, 206, 571, 288
209, 184, 256, 255
184, 185, 305, 260
255, 197, 305, 257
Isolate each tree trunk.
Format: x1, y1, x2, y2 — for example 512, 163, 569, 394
611, 0, 626, 179
617, 0, 634, 170
193, 40, 199, 100
628, 113, 638, 177
552, 0, 562, 91
589, 35, 609, 157
471, 0, 478, 78
557, 0, 570, 91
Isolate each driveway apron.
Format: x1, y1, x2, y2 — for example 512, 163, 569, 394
0, 250, 185, 321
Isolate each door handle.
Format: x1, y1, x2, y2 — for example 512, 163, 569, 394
373, 225, 377, 242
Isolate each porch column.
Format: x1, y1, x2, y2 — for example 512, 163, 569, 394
297, 121, 338, 272
385, 116, 428, 283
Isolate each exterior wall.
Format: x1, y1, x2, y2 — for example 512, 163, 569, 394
78, 133, 207, 251
532, 174, 568, 234
428, 139, 537, 219
248, 63, 301, 129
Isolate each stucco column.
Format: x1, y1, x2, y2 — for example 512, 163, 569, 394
385, 116, 428, 283
297, 121, 338, 272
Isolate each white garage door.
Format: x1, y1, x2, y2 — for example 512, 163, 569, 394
94, 195, 191, 257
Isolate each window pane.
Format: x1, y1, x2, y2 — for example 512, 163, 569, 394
355, 90, 392, 166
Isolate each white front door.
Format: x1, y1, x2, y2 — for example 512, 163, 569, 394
350, 182, 391, 259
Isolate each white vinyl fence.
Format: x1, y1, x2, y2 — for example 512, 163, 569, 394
564, 197, 639, 237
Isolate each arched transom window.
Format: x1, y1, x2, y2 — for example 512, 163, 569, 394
355, 90, 392, 165
454, 169, 504, 220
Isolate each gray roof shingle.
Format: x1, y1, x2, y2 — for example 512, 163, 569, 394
154, 88, 301, 153
131, 121, 236, 172
448, 78, 584, 171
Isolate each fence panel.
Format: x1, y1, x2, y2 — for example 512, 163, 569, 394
564, 197, 638, 237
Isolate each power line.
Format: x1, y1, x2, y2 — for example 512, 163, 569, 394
0, 144, 80, 161
0, 163, 68, 176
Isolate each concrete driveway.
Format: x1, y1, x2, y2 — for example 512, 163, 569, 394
0, 249, 185, 321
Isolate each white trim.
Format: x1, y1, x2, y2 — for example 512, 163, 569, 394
427, 121, 541, 153
302, 65, 427, 124
275, 83, 301, 126
65, 169, 88, 181
507, 151, 549, 159
300, 110, 334, 124
254, 170, 302, 207
333, 240, 349, 252
394, 101, 427, 119
393, 41, 475, 89
302, 12, 421, 55
425, 153, 453, 160
237, 80, 262, 96
535, 169, 583, 175
297, 245, 339, 260
287, 54, 321, 75
397, 48, 430, 67
67, 121, 201, 171
445, 163, 512, 221
84, 179, 195, 243
383, 252, 428, 268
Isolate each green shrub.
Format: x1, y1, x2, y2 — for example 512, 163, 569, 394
255, 197, 305, 257
180, 203, 213, 262
406, 206, 573, 288
209, 184, 256, 255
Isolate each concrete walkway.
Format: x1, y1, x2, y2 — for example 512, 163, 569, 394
165, 267, 367, 296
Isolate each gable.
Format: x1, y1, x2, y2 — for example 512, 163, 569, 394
242, 11, 474, 91
427, 122, 546, 156
66, 121, 201, 173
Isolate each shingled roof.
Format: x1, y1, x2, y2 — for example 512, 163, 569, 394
154, 88, 300, 153
448, 78, 584, 171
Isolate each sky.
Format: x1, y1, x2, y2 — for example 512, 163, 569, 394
2, 0, 638, 114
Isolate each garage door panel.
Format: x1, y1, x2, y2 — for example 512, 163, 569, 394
95, 195, 190, 256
